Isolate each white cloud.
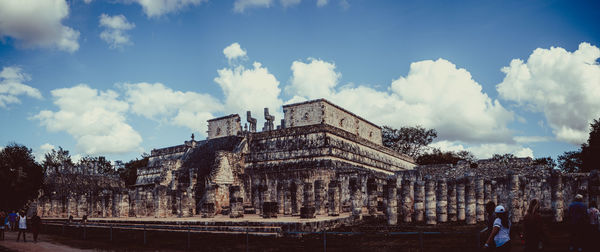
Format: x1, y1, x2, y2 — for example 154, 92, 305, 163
497, 42, 600, 145
0, 66, 42, 108
34, 143, 56, 162
430, 140, 534, 159
234, 0, 273, 13
83, 0, 93, 4
280, 0, 301, 8
223, 42, 247, 61
287, 58, 340, 98
215, 60, 283, 127
132, 0, 206, 18
99, 14, 135, 49
34, 84, 142, 155
317, 0, 328, 7
124, 82, 223, 135
0, 0, 79, 52
514, 136, 550, 144
288, 58, 514, 143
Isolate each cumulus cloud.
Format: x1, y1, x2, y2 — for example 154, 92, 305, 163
223, 42, 247, 61
132, 0, 206, 18
34, 85, 142, 155
215, 59, 283, 126
0, 66, 42, 108
83, 0, 93, 4
124, 82, 223, 135
288, 58, 514, 143
280, 0, 301, 8
234, 0, 273, 13
316, 0, 328, 7
497, 42, 600, 145
34, 143, 55, 162
430, 140, 534, 159
99, 14, 135, 49
0, 0, 79, 52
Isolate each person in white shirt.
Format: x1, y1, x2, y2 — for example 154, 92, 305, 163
484, 205, 511, 251
16, 211, 27, 242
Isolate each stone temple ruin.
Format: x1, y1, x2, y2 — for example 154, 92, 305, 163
36, 99, 600, 227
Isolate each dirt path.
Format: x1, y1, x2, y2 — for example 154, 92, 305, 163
0, 231, 91, 252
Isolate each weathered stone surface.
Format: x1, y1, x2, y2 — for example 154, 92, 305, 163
425, 178, 436, 225
328, 180, 341, 216
436, 179, 447, 223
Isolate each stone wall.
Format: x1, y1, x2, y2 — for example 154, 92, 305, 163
207, 114, 242, 139
283, 99, 382, 145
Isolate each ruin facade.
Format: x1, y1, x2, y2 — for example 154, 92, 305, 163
36, 99, 600, 226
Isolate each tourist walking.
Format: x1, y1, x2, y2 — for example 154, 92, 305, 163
484, 205, 511, 251
16, 211, 27, 242
523, 199, 544, 251
568, 194, 587, 251
8, 210, 17, 231
30, 212, 41, 242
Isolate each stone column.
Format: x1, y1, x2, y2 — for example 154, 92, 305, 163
328, 180, 341, 216
425, 177, 437, 225
277, 182, 284, 214
414, 180, 425, 222
457, 179, 466, 222
252, 178, 261, 215
386, 179, 398, 225
448, 180, 457, 222
437, 179, 448, 223
301, 182, 316, 218
293, 180, 304, 216
402, 174, 415, 223
465, 174, 476, 225
283, 181, 292, 215
350, 177, 362, 218
315, 180, 326, 215
589, 171, 600, 207
491, 180, 498, 205
521, 177, 529, 220
484, 180, 492, 206
508, 173, 521, 223
476, 178, 485, 222
367, 178, 378, 216
229, 185, 244, 218
542, 178, 552, 209
202, 185, 216, 218
120, 193, 129, 218
551, 172, 564, 222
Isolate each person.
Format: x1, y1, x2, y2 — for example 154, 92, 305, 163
485, 201, 496, 231
484, 205, 512, 251
0, 211, 5, 240
523, 199, 544, 251
16, 211, 27, 242
587, 201, 599, 250
568, 194, 587, 251
8, 210, 17, 231
30, 212, 41, 243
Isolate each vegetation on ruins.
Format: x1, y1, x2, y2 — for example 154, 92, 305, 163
0, 143, 43, 211
382, 125, 438, 158
118, 154, 148, 186
558, 118, 600, 172
382, 125, 476, 165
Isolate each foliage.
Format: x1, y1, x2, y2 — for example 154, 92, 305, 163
533, 156, 557, 168
382, 125, 438, 158
0, 143, 44, 211
557, 118, 600, 172
581, 118, 600, 172
78, 156, 115, 175
42, 147, 75, 174
118, 154, 149, 186
558, 151, 583, 173
491, 153, 516, 160
417, 148, 475, 165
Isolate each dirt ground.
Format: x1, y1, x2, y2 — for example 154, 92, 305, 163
0, 222, 594, 251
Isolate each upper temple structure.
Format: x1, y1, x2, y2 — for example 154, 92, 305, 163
35, 98, 600, 228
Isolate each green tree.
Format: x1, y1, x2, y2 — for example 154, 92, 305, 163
581, 118, 600, 171
558, 151, 583, 173
417, 149, 475, 165
533, 156, 557, 168
382, 125, 438, 158
78, 156, 114, 175
0, 143, 44, 211
118, 154, 149, 186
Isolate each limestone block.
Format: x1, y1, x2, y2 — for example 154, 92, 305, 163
437, 179, 448, 223
425, 178, 436, 225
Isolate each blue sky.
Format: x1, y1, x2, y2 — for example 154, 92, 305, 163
1, 0, 599, 163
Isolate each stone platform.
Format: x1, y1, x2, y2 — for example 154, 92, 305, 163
41, 213, 355, 237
